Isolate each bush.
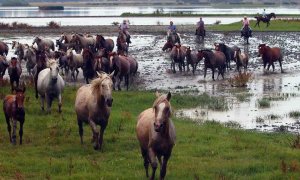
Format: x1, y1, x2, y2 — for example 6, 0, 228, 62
257, 98, 270, 108
228, 72, 253, 87
47, 21, 60, 29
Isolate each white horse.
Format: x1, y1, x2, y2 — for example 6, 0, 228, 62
37, 59, 65, 113
66, 48, 84, 81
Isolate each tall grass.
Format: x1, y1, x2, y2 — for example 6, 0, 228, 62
0, 84, 299, 179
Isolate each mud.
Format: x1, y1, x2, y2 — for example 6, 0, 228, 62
1, 31, 300, 132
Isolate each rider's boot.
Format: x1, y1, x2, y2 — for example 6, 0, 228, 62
127, 35, 131, 44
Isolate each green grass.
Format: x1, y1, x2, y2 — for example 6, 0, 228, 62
208, 19, 300, 32
0, 84, 300, 179
257, 98, 271, 108
289, 111, 300, 119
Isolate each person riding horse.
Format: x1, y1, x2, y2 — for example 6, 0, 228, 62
167, 21, 181, 44
119, 20, 131, 44
241, 16, 252, 37
195, 17, 205, 36
262, 9, 266, 19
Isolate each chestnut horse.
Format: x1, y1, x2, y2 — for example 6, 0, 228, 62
82, 48, 96, 84
8, 57, 22, 92
170, 44, 187, 73
0, 41, 9, 56
136, 92, 176, 180
0, 55, 8, 79
108, 52, 130, 90
95, 35, 114, 52
197, 49, 226, 80
186, 46, 202, 74
75, 72, 114, 150
258, 44, 283, 73
117, 32, 129, 55
162, 40, 174, 51
3, 84, 26, 145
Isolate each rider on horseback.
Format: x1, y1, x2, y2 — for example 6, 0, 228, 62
119, 19, 131, 44
262, 9, 266, 19
195, 17, 205, 36
241, 16, 252, 37
167, 21, 181, 44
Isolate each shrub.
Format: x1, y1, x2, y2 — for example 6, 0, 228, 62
47, 21, 60, 29
228, 72, 253, 87
257, 98, 270, 108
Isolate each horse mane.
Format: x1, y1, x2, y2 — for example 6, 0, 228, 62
152, 94, 172, 113
201, 49, 213, 53
47, 59, 57, 67
77, 33, 84, 37
91, 73, 109, 97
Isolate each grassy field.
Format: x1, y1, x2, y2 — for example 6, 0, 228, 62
208, 19, 300, 32
0, 83, 300, 179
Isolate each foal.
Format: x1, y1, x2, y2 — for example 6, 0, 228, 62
136, 92, 176, 180
3, 85, 26, 145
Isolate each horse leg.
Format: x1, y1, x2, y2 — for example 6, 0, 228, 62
46, 94, 52, 113
148, 148, 157, 180
267, 63, 271, 71
40, 95, 45, 111
77, 118, 84, 144
212, 68, 215, 81
12, 118, 17, 145
58, 94, 62, 113
279, 59, 283, 73
263, 61, 267, 72
19, 120, 24, 145
160, 154, 171, 180
272, 63, 275, 72
118, 76, 122, 91
98, 125, 107, 150
204, 67, 207, 79
125, 75, 129, 91
141, 148, 149, 178
88, 118, 99, 150
5, 114, 12, 143
75, 69, 79, 80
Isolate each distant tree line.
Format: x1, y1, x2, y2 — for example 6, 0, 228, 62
0, 0, 29, 6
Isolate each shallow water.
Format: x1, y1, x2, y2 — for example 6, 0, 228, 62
1, 32, 300, 132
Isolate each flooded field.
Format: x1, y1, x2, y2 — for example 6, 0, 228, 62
1, 31, 300, 132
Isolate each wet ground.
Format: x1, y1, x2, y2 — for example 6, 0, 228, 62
1, 31, 300, 132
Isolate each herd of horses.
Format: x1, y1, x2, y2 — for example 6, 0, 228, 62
0, 16, 284, 178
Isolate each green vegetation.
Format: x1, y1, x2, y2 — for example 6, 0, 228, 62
235, 92, 253, 102
257, 98, 271, 108
289, 111, 300, 119
1, 0, 28, 6
208, 20, 300, 32
0, 84, 300, 179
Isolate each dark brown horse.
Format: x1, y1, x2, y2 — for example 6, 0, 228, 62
8, 57, 22, 92
255, 12, 276, 27
258, 44, 283, 73
95, 35, 114, 52
34, 50, 47, 99
0, 55, 8, 79
82, 48, 96, 84
125, 56, 138, 76
108, 52, 130, 90
214, 43, 240, 71
3, 84, 26, 145
186, 46, 202, 74
170, 44, 187, 73
0, 41, 9, 56
197, 49, 226, 81
136, 92, 176, 180
117, 32, 129, 55
162, 40, 174, 51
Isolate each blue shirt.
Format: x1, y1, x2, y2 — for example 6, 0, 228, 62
168, 25, 176, 31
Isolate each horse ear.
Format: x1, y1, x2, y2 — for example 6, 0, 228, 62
167, 92, 171, 101
109, 71, 115, 78
155, 91, 160, 98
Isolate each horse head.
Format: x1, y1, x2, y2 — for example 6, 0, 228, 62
258, 44, 267, 57
93, 71, 114, 107
269, 13, 276, 19
152, 91, 172, 133
33, 37, 41, 45
14, 82, 26, 109
48, 59, 59, 83
10, 57, 18, 68
162, 40, 174, 51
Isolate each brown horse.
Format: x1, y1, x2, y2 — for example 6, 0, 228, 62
0, 55, 8, 79
82, 48, 96, 84
136, 92, 176, 180
197, 49, 226, 80
0, 41, 9, 56
117, 32, 129, 55
108, 52, 130, 90
234, 48, 248, 72
258, 44, 283, 73
170, 44, 187, 73
162, 40, 174, 51
125, 56, 138, 76
3, 84, 26, 145
186, 46, 202, 74
95, 35, 114, 52
75, 72, 114, 150
34, 50, 47, 99
8, 57, 22, 92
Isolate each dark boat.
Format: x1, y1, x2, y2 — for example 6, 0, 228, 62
38, 6, 64, 10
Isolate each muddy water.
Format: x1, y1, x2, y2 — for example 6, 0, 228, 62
1, 32, 300, 132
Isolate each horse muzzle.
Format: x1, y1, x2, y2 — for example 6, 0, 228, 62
52, 77, 58, 83
153, 122, 164, 133
106, 98, 113, 107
